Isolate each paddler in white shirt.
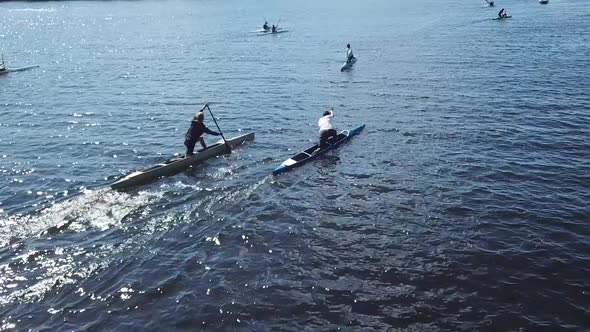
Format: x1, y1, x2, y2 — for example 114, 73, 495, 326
313, 108, 337, 154
346, 44, 355, 63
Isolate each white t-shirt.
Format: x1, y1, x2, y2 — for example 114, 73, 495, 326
318, 114, 333, 131
347, 48, 353, 58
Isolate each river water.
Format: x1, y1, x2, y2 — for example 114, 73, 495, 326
1, 0, 589, 330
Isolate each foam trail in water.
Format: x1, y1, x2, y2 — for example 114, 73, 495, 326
0, 188, 164, 247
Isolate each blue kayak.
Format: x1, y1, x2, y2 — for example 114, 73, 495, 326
340, 57, 357, 72
273, 125, 365, 175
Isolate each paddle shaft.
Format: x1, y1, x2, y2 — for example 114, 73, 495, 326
204, 104, 231, 153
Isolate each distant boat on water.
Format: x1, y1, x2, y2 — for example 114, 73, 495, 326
539, 0, 549, 4
0, 53, 39, 75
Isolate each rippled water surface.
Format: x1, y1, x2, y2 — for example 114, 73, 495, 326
1, 0, 589, 330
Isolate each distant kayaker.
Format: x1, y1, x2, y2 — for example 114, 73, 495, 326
313, 108, 337, 154
498, 8, 507, 18
184, 108, 222, 156
0, 63, 5, 72
346, 44, 355, 63
263, 22, 270, 30
486, 0, 494, 6
271, 24, 277, 33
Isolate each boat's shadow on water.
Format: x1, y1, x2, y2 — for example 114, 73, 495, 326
316, 155, 341, 173
180, 166, 207, 179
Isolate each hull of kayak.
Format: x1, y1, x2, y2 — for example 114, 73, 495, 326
0, 66, 39, 75
10, 65, 39, 72
111, 132, 255, 190
493, 15, 512, 20
0, 65, 39, 74
257, 30, 289, 35
539, 0, 548, 3
340, 57, 357, 72
273, 125, 365, 175
252, 28, 284, 33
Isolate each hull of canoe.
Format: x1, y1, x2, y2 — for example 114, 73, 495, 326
273, 125, 365, 175
111, 132, 254, 190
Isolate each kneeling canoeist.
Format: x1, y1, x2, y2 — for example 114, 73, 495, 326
313, 108, 337, 154
184, 107, 222, 156
498, 8, 507, 18
263, 22, 270, 30
271, 24, 277, 33
346, 44, 355, 63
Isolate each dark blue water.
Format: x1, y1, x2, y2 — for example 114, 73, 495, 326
1, 0, 589, 330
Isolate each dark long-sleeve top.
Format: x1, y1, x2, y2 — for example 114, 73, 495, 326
185, 121, 220, 141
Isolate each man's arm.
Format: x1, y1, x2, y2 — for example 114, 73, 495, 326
203, 125, 221, 136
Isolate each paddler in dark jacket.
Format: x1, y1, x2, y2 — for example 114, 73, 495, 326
184, 109, 221, 156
